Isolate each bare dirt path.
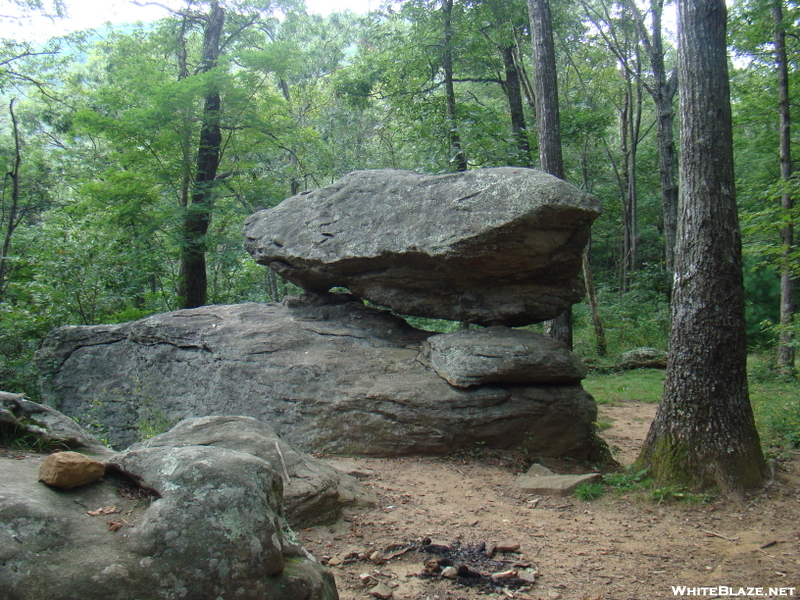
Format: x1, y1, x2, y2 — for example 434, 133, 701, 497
307, 401, 800, 600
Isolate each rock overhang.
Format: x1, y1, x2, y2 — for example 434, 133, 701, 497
244, 168, 601, 326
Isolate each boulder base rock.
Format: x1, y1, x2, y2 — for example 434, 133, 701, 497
243, 168, 602, 326
1, 445, 338, 600
36, 293, 602, 460
2, 398, 365, 528
419, 326, 588, 387
128, 415, 377, 527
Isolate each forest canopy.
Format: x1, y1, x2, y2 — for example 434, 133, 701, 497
0, 0, 798, 396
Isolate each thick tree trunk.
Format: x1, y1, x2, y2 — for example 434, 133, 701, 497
773, 0, 796, 375
180, 1, 224, 309
636, 0, 767, 496
528, 0, 572, 348
502, 45, 533, 168
528, 0, 564, 180
442, 0, 468, 172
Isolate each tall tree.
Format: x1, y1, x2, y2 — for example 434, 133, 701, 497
637, 0, 767, 495
0, 99, 22, 299
528, 0, 572, 347
179, 0, 225, 308
625, 0, 678, 276
442, 0, 468, 171
773, 0, 795, 375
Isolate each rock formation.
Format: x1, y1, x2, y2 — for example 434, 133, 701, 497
127, 415, 377, 528
36, 167, 606, 463
36, 294, 602, 460
1, 401, 342, 600
244, 168, 602, 326
418, 326, 588, 388
1, 395, 374, 528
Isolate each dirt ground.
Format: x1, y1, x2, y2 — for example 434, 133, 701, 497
307, 400, 800, 600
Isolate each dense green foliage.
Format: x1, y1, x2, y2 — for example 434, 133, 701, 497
0, 0, 797, 402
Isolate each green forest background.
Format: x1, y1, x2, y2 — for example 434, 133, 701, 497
0, 0, 798, 452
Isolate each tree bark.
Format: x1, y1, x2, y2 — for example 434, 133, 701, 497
442, 0, 468, 172
773, 0, 795, 375
528, 0, 564, 180
648, 0, 678, 277
0, 99, 22, 300
622, 0, 679, 277
636, 0, 767, 496
180, 1, 225, 309
583, 249, 606, 357
528, 0, 572, 347
501, 45, 533, 168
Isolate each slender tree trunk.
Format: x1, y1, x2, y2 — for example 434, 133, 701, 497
774, 0, 795, 375
443, 0, 467, 172
175, 16, 193, 301
617, 31, 643, 294
0, 99, 22, 300
501, 45, 533, 168
583, 249, 606, 357
636, 0, 767, 496
180, 1, 224, 309
618, 78, 632, 292
649, 0, 679, 277
622, 0, 679, 277
528, 0, 572, 348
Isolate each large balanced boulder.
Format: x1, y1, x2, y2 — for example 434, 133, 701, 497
36, 293, 601, 460
1, 444, 338, 600
243, 168, 602, 326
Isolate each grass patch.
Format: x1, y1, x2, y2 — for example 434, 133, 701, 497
749, 379, 800, 457
574, 480, 605, 501
0, 421, 70, 453
583, 369, 665, 405
649, 486, 714, 504
603, 468, 653, 492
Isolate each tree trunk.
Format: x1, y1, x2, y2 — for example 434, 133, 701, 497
583, 249, 606, 357
528, 0, 564, 180
636, 0, 767, 496
180, 1, 224, 309
773, 0, 795, 375
501, 45, 533, 168
622, 0, 679, 277
528, 0, 572, 348
442, 0, 468, 172
0, 99, 22, 300
648, 0, 679, 277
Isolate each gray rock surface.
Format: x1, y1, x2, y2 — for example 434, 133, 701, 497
515, 472, 602, 496
36, 293, 602, 460
1, 445, 338, 600
128, 415, 377, 527
243, 168, 601, 326
618, 347, 668, 369
0, 391, 113, 458
418, 326, 588, 387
